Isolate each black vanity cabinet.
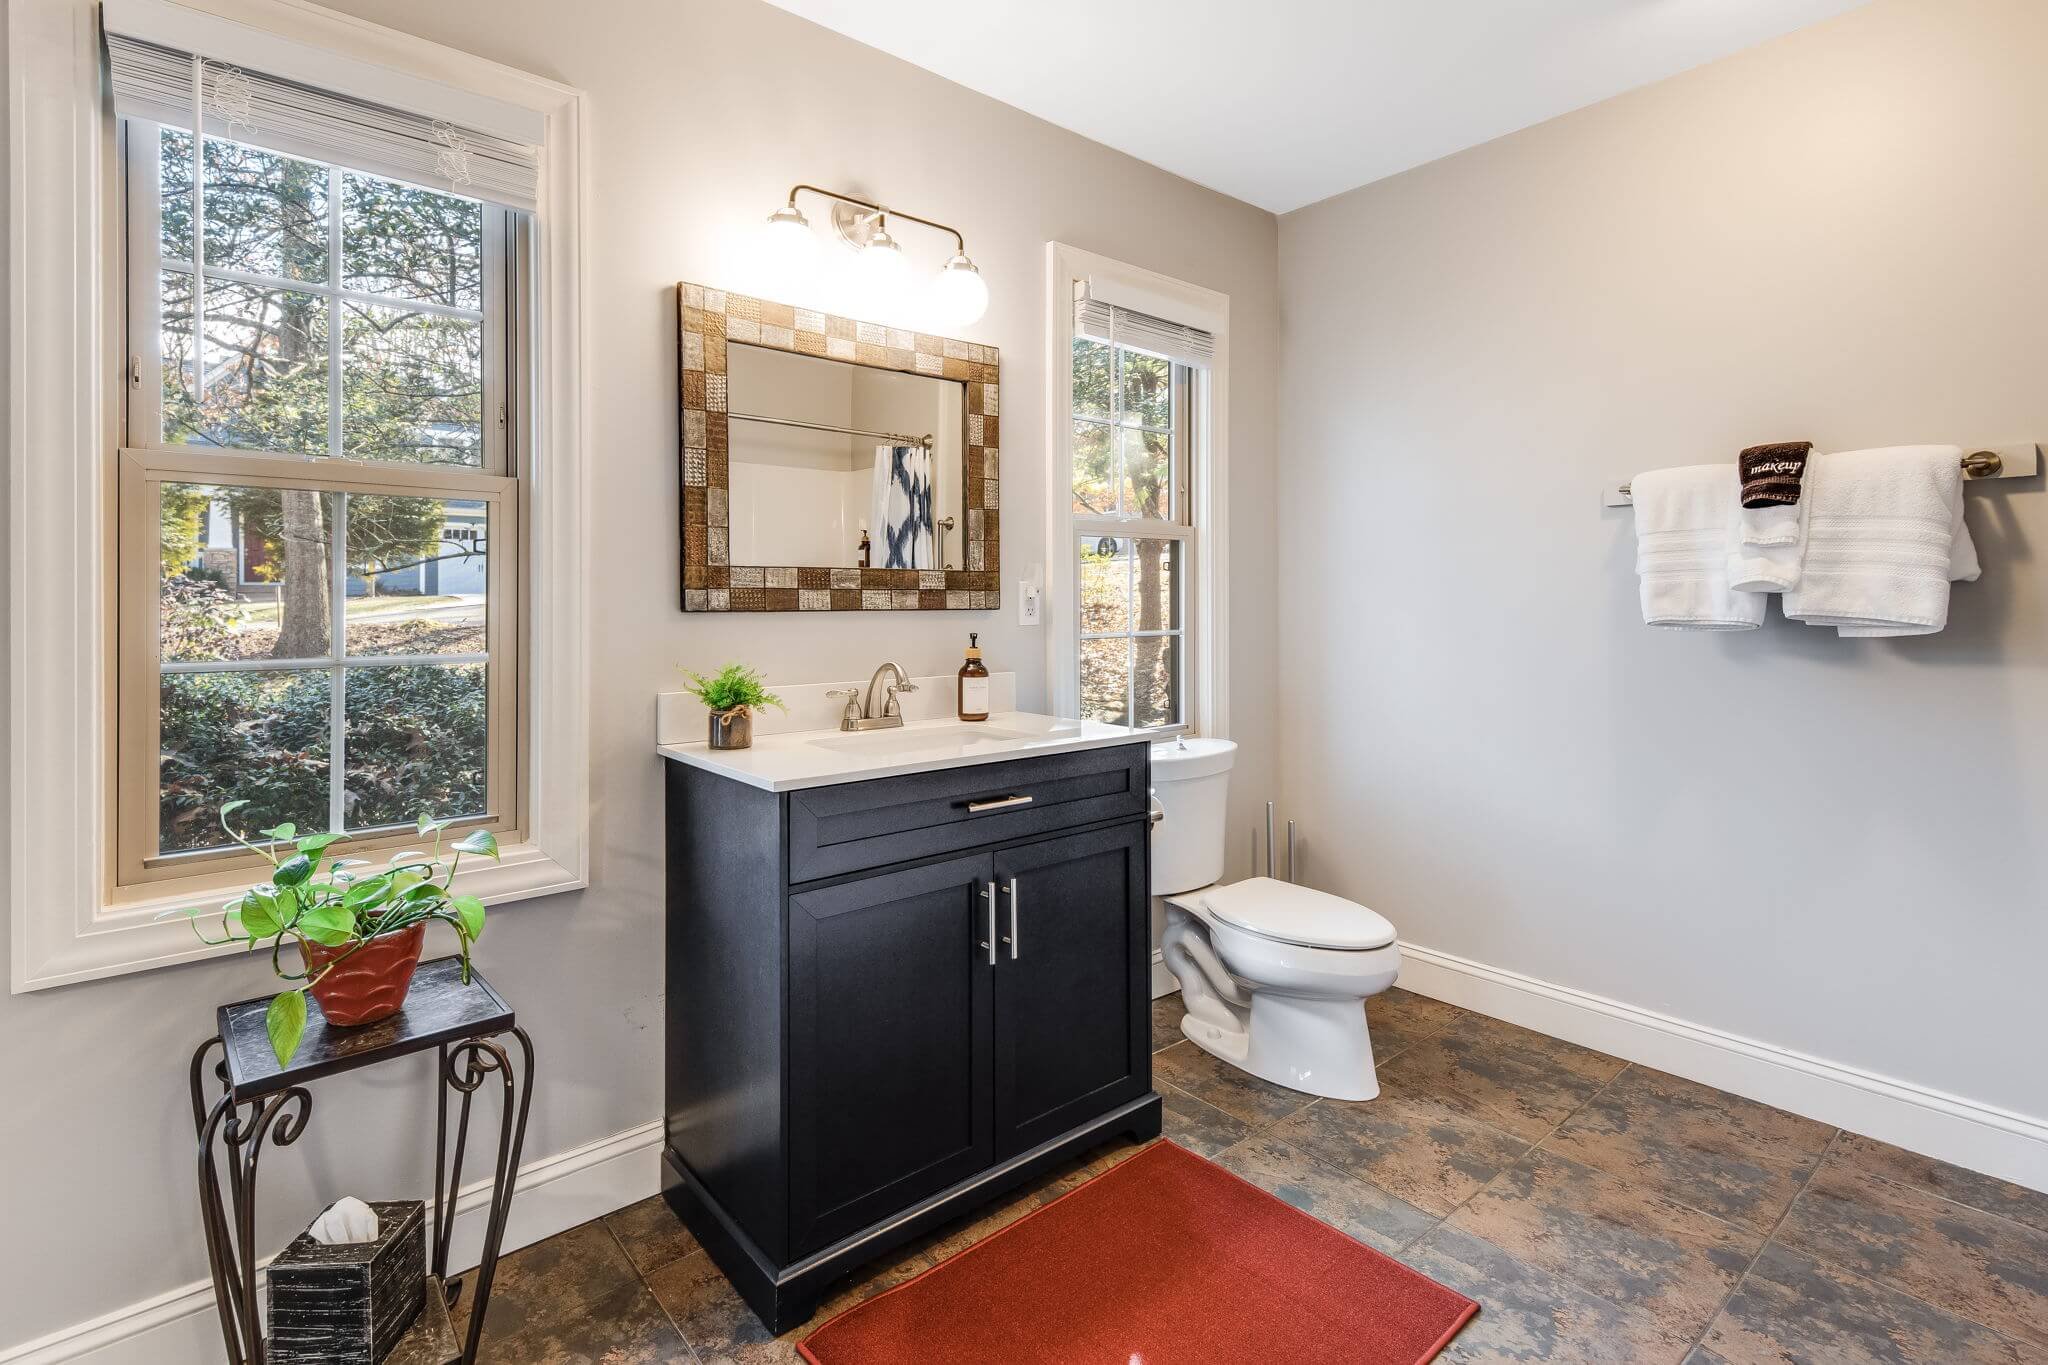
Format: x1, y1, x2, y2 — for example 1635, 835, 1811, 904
785, 854, 993, 1258
662, 739, 1160, 1332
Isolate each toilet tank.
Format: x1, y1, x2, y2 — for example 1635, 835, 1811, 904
1149, 737, 1236, 895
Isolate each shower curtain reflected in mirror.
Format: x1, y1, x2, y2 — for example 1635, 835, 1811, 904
871, 443, 935, 569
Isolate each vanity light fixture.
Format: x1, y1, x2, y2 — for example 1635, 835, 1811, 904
853, 220, 910, 295
759, 184, 988, 326
934, 253, 989, 331
761, 201, 819, 272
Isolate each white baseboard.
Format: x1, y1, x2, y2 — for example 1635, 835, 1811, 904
1, 1121, 664, 1365
1396, 941, 2048, 1195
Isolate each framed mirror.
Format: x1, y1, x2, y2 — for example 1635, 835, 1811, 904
676, 283, 1000, 611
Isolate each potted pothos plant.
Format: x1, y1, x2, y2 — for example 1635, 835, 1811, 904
682, 663, 785, 750
171, 800, 499, 1065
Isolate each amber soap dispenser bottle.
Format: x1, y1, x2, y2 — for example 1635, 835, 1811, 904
957, 633, 991, 721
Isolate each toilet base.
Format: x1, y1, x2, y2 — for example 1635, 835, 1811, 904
1179, 992, 1380, 1102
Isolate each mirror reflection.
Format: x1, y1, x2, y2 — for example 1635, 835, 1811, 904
726, 343, 965, 569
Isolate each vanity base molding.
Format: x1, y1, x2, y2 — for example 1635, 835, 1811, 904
661, 1092, 1162, 1334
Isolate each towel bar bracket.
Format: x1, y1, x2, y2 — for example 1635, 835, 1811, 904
1604, 443, 2040, 508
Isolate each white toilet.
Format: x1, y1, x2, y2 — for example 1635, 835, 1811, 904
1152, 737, 1400, 1101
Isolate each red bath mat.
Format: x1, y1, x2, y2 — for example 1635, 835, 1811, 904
799, 1140, 1477, 1364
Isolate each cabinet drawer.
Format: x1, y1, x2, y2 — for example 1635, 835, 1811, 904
788, 742, 1149, 883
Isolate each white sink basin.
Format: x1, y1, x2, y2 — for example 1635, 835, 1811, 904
808, 724, 1040, 760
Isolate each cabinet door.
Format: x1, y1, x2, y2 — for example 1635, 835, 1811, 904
991, 822, 1149, 1159
787, 854, 994, 1256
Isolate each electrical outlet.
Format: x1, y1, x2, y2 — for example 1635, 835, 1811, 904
1017, 581, 1042, 626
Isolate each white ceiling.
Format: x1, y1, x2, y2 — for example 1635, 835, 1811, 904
761, 0, 1871, 214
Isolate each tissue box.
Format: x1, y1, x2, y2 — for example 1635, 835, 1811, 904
268, 1199, 426, 1365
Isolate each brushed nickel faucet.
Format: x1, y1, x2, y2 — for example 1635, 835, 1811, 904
827, 663, 921, 731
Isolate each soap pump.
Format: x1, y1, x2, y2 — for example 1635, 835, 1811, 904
957, 633, 990, 721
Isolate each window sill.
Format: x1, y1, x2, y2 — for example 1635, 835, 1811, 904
14, 839, 585, 992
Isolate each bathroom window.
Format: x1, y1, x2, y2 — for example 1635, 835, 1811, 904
12, 0, 585, 990
111, 51, 529, 882
1068, 299, 1203, 731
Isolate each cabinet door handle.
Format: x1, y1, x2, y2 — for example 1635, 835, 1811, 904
965, 793, 1033, 813
1005, 877, 1020, 959
980, 881, 997, 965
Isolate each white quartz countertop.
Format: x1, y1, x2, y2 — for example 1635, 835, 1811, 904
656, 711, 1149, 792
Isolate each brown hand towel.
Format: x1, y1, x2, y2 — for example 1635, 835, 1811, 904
1738, 441, 1812, 509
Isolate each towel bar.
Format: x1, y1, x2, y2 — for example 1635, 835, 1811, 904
1604, 443, 2039, 507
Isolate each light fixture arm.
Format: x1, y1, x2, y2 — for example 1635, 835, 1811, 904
786, 183, 967, 255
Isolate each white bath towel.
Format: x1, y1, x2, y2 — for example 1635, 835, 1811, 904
1782, 445, 1980, 637
1726, 497, 1808, 593
1631, 464, 1764, 630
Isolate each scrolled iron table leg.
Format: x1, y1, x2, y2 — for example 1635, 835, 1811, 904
193, 1038, 248, 1365
440, 1027, 535, 1365
192, 1035, 313, 1365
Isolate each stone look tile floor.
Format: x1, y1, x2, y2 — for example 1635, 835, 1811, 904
460, 991, 2048, 1363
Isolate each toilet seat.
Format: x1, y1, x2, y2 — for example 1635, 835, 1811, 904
1198, 877, 1395, 952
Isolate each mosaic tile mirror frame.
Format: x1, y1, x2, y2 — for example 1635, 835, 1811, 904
675, 282, 1001, 612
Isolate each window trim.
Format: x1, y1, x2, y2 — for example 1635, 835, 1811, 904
7, 0, 588, 992
1043, 242, 1230, 740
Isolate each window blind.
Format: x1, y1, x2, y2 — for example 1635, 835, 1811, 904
105, 32, 539, 211
1074, 286, 1215, 369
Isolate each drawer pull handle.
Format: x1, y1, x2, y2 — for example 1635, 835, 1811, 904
966, 794, 1034, 813
1005, 876, 1020, 960
981, 881, 998, 965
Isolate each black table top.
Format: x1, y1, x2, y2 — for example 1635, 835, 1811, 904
218, 957, 514, 1100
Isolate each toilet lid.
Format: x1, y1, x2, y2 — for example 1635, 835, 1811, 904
1200, 878, 1396, 951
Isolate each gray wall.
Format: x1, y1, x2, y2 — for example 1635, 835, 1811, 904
1276, 0, 2047, 1121
0, 0, 1279, 1347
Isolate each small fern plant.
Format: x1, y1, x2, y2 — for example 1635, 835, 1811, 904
681, 663, 785, 718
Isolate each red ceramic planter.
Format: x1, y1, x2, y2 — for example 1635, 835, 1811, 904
301, 922, 427, 1026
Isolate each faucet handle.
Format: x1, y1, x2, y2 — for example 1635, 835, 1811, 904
825, 687, 863, 727
883, 677, 918, 717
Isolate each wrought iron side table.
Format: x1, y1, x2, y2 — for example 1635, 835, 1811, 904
191, 957, 534, 1365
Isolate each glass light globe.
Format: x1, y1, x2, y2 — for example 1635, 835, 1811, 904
934, 253, 989, 327
759, 203, 818, 284
849, 225, 910, 318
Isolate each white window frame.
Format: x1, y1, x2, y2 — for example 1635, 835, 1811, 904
7, 0, 589, 991
1044, 242, 1230, 739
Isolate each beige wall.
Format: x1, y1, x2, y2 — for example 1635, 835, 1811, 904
0, 0, 1278, 1348
1277, 0, 2048, 1122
